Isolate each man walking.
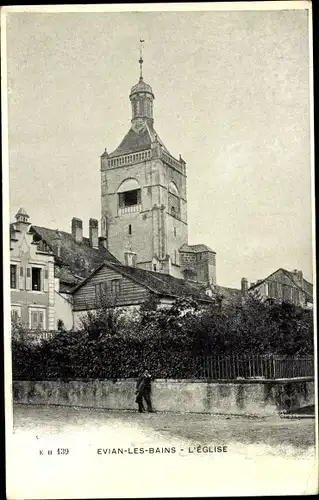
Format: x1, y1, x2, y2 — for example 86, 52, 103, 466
135, 369, 154, 413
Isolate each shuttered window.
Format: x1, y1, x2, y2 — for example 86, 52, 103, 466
110, 279, 121, 296
95, 282, 108, 305
10, 265, 17, 289
29, 309, 45, 330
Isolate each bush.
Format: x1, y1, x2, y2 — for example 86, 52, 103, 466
11, 295, 314, 380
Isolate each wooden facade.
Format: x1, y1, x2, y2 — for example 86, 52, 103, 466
250, 269, 312, 308
72, 265, 150, 311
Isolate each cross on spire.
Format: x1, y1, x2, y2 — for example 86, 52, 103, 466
139, 39, 145, 80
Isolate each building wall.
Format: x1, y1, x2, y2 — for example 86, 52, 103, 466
13, 378, 314, 416
250, 270, 307, 307
101, 150, 188, 277
10, 221, 56, 330
179, 251, 216, 285
72, 265, 150, 311
55, 289, 74, 331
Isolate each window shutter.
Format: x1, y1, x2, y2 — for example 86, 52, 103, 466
26, 267, 31, 290
95, 284, 101, 305
19, 266, 25, 290
43, 268, 49, 292
31, 311, 37, 329
39, 311, 44, 330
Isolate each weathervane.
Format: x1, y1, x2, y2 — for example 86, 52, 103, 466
139, 39, 145, 79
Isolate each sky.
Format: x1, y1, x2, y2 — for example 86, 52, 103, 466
4, 5, 313, 288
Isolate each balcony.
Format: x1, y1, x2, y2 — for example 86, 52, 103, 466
118, 204, 141, 215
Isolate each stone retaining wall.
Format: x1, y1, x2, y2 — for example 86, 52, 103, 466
13, 378, 314, 416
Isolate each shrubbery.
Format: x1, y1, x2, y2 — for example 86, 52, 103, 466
12, 294, 314, 380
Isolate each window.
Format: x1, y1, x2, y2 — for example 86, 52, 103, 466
119, 189, 141, 208
32, 267, 42, 291
110, 279, 121, 296
29, 308, 45, 330
27, 268, 31, 278
118, 179, 141, 214
11, 306, 21, 322
153, 264, 157, 271
174, 227, 176, 237
44, 269, 49, 280
95, 283, 108, 304
129, 224, 132, 235
10, 264, 17, 289
20, 266, 24, 277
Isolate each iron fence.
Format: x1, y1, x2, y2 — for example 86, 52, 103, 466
198, 355, 314, 380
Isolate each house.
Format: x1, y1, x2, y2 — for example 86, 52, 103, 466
71, 259, 217, 329
247, 268, 313, 309
10, 209, 119, 330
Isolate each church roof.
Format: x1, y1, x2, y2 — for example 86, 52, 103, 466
130, 77, 154, 98
109, 124, 169, 158
109, 127, 152, 158
179, 243, 216, 254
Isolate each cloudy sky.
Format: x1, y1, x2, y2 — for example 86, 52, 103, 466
5, 4, 313, 288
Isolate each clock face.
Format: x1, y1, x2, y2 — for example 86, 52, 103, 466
132, 119, 146, 134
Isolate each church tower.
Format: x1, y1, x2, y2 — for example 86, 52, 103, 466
100, 42, 188, 277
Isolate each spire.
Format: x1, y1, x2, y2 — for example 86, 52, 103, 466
130, 39, 154, 125
15, 207, 30, 224
139, 39, 144, 80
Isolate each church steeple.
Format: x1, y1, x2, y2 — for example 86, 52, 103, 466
129, 40, 154, 125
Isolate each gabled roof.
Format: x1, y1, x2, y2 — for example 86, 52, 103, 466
30, 225, 119, 279
72, 261, 214, 303
108, 122, 170, 158
180, 243, 216, 254
249, 268, 313, 303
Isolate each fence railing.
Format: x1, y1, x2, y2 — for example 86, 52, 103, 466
13, 330, 61, 343
198, 355, 314, 380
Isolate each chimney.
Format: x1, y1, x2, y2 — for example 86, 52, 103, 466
124, 245, 137, 267
241, 277, 248, 294
89, 218, 99, 249
71, 217, 83, 243
52, 230, 62, 258
98, 236, 108, 249
294, 269, 303, 281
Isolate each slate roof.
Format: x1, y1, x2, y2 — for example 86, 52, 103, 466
214, 285, 243, 305
249, 268, 313, 303
130, 78, 154, 97
30, 225, 119, 280
180, 243, 216, 254
109, 122, 170, 158
72, 261, 214, 304
16, 207, 29, 217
